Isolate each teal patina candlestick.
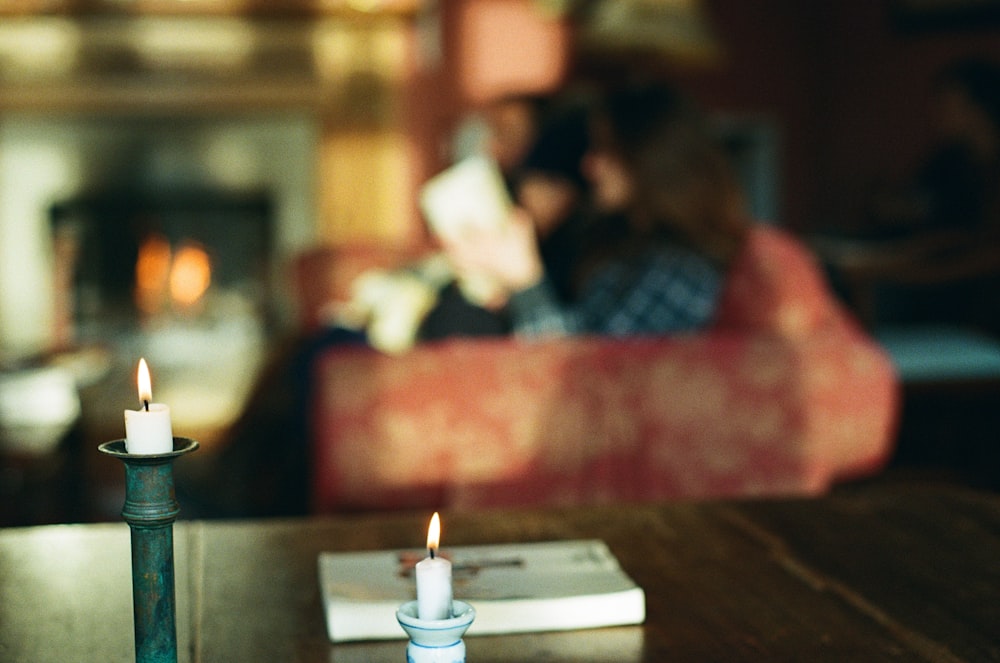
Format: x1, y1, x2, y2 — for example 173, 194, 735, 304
99, 437, 198, 663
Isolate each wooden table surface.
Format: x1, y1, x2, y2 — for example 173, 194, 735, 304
2, 479, 998, 662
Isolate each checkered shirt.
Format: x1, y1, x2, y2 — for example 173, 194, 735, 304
508, 244, 722, 337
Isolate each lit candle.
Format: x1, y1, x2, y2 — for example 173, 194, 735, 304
124, 357, 173, 454
415, 512, 453, 620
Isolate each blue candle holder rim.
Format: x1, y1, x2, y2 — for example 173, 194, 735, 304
396, 599, 475, 628
99, 437, 199, 459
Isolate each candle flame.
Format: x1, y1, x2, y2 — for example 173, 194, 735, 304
426, 512, 441, 554
137, 357, 153, 405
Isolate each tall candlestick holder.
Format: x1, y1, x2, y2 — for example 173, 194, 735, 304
99, 437, 199, 663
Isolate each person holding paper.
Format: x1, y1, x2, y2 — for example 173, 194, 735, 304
441, 82, 749, 338
419, 99, 593, 340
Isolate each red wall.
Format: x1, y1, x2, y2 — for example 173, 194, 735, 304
676, 0, 824, 230
682, 1, 1000, 232
812, 2, 1000, 233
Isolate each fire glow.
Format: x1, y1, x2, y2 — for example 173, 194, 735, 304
135, 235, 212, 314
169, 243, 212, 308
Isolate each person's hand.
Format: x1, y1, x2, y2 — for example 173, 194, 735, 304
442, 208, 545, 294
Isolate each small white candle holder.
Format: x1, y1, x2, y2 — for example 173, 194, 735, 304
396, 600, 475, 663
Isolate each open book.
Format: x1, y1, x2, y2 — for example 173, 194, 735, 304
319, 539, 646, 642
418, 155, 513, 305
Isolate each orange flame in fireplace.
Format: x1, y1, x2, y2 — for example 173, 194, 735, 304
169, 242, 212, 310
135, 235, 213, 315
135, 234, 172, 315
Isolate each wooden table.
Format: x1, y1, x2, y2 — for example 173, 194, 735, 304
2, 479, 998, 662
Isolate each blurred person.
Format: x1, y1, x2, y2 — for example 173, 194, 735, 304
442, 82, 748, 337
418, 97, 593, 339
452, 93, 553, 195
517, 100, 592, 302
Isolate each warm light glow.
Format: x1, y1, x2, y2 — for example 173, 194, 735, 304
169, 242, 212, 309
137, 357, 152, 404
0, 19, 82, 76
426, 512, 441, 554
133, 17, 255, 71
135, 234, 172, 314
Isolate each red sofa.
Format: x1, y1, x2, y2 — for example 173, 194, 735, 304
305, 225, 900, 512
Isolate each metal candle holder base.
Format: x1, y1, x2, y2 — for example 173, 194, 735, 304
99, 437, 199, 663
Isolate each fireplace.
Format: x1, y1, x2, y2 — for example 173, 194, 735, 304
0, 111, 319, 456
49, 181, 275, 426
50, 186, 274, 344
0, 10, 422, 358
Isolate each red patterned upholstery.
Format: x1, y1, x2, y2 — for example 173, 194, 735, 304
308, 226, 899, 512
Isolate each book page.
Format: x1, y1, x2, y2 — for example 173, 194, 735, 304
418, 156, 513, 305
419, 155, 512, 243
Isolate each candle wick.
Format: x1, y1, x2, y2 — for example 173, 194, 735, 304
143, 399, 149, 412
429, 547, 435, 560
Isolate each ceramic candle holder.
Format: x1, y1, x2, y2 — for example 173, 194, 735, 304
396, 600, 476, 663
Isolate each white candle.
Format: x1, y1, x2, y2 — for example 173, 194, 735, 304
124, 357, 173, 454
415, 512, 453, 620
